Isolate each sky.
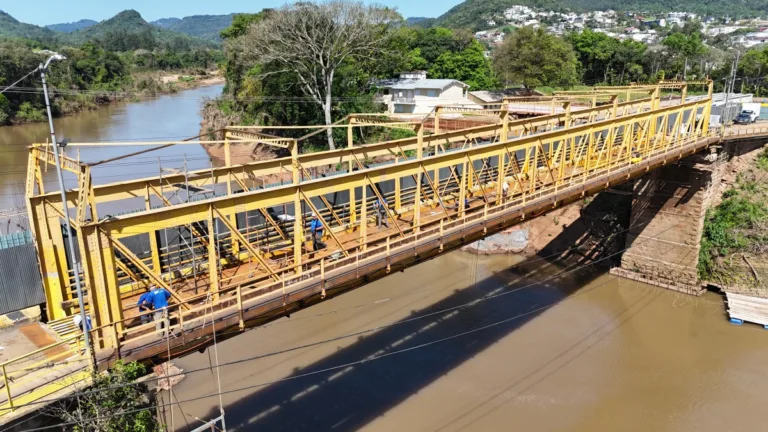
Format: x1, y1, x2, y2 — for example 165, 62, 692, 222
2, 0, 464, 26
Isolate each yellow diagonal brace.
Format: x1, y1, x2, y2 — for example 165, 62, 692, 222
419, 164, 451, 220
300, 191, 350, 257
259, 208, 289, 241
148, 184, 210, 248
347, 154, 405, 238
298, 165, 345, 228
212, 207, 280, 282
105, 230, 190, 310
115, 259, 143, 285
464, 154, 489, 205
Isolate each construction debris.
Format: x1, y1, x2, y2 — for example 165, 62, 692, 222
153, 362, 185, 391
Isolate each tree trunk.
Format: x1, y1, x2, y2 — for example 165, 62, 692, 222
324, 70, 336, 150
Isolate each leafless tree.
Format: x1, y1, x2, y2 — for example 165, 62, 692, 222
234, 0, 399, 150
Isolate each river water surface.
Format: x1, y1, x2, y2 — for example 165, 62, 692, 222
0, 85, 223, 221
158, 251, 768, 432
2, 85, 767, 431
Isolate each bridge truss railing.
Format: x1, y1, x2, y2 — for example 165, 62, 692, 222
27, 96, 711, 354
25, 95, 662, 323
0, 85, 717, 416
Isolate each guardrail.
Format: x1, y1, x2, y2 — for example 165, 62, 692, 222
0, 332, 90, 416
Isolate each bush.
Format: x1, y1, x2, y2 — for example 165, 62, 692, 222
757, 148, 768, 171
14, 101, 46, 123
48, 361, 162, 432
699, 193, 768, 281
0, 94, 10, 124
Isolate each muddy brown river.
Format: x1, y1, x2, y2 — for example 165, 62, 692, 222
162, 252, 768, 432
2, 86, 766, 431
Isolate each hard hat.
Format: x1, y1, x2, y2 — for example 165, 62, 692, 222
73, 315, 82, 326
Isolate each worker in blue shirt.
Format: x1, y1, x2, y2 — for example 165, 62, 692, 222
73, 314, 92, 333
309, 213, 326, 251
137, 291, 154, 325
150, 285, 172, 334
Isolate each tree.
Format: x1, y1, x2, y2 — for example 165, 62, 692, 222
47, 361, 161, 432
662, 31, 706, 78
220, 12, 272, 40
493, 27, 578, 89
429, 40, 496, 90
234, 0, 399, 150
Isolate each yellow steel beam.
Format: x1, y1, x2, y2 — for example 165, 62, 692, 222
107, 231, 190, 310
31, 96, 654, 212
96, 99, 710, 239
30, 146, 82, 176
300, 191, 350, 257
212, 207, 280, 282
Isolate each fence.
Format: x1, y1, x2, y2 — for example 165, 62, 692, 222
0, 232, 45, 315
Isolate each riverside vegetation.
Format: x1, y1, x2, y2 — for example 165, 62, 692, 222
699, 148, 768, 285
0, 10, 224, 126
205, 2, 768, 153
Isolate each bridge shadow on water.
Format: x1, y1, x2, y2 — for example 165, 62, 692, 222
184, 193, 632, 432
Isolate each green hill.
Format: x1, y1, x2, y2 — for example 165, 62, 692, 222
61, 10, 218, 48
151, 14, 235, 42
0, 10, 57, 42
433, 0, 768, 30
47, 19, 98, 33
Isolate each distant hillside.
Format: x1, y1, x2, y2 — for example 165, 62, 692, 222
62, 10, 218, 48
0, 10, 57, 41
433, 0, 768, 30
406, 17, 429, 25
46, 19, 97, 33
151, 18, 182, 28
151, 14, 234, 41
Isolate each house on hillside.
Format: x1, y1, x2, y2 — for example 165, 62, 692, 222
376, 71, 473, 114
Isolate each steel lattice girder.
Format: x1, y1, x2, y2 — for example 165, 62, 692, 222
98, 99, 710, 238
29, 96, 655, 212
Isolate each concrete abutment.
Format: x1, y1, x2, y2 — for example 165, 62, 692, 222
611, 148, 723, 295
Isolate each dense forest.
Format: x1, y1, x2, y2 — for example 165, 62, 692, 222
0, 9, 223, 125
432, 0, 768, 30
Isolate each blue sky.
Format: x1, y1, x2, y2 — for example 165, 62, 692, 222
4, 0, 463, 26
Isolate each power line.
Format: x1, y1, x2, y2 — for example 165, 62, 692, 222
0, 218, 671, 417
9, 250, 671, 432
0, 67, 40, 95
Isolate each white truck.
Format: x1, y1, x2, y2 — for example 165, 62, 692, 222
734, 103, 761, 124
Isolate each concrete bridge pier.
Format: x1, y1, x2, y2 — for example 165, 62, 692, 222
611, 149, 723, 295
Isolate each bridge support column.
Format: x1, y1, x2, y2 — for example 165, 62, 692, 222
612, 152, 722, 295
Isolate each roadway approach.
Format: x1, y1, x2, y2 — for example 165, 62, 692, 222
2, 80, 765, 424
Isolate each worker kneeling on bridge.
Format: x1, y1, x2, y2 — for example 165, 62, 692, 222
137, 291, 154, 325
149, 285, 171, 335
310, 213, 326, 251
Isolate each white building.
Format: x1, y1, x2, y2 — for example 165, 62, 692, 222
707, 26, 747, 36
377, 72, 472, 114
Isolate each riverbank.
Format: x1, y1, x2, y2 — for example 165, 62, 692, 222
701, 144, 768, 300
1, 70, 223, 127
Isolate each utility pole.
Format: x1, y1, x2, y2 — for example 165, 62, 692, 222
39, 53, 94, 369
724, 50, 741, 125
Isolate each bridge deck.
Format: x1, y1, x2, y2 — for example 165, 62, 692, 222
4, 82, 740, 421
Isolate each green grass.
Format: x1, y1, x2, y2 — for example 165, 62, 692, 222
699, 150, 768, 282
